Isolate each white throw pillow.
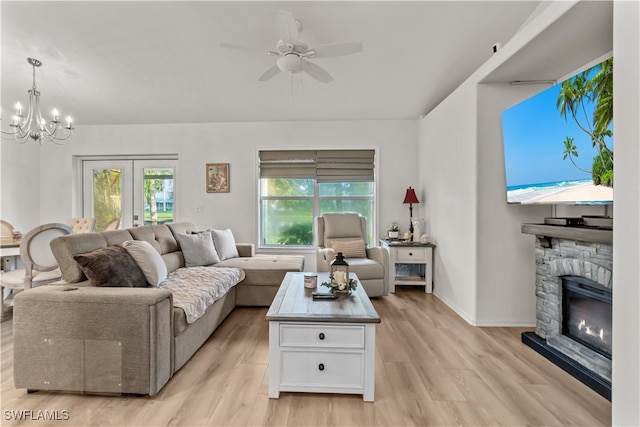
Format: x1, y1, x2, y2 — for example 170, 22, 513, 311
211, 229, 239, 260
176, 232, 220, 267
122, 240, 168, 287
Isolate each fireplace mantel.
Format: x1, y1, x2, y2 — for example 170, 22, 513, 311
522, 223, 612, 245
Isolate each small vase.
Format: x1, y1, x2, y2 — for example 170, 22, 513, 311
388, 231, 399, 239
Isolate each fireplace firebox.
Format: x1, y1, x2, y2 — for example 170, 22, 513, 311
562, 276, 612, 359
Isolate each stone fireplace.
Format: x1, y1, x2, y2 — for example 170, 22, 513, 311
522, 221, 612, 399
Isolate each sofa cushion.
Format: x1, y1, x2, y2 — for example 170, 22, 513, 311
50, 232, 111, 283
216, 254, 304, 286
74, 245, 148, 288
129, 225, 179, 255
176, 232, 220, 267
211, 229, 239, 260
331, 239, 367, 258
123, 240, 168, 286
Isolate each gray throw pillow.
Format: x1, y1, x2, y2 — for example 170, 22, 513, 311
122, 240, 168, 286
74, 245, 147, 288
176, 232, 220, 267
211, 229, 239, 260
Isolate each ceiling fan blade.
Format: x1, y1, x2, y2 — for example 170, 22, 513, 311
302, 60, 333, 83
277, 10, 299, 44
309, 42, 364, 58
258, 64, 281, 81
220, 42, 278, 56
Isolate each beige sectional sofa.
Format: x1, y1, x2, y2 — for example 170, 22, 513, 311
12, 222, 304, 396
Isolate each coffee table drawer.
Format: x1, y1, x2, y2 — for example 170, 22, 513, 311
280, 324, 364, 349
280, 350, 364, 388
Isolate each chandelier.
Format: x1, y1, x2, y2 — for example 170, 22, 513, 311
1, 57, 74, 144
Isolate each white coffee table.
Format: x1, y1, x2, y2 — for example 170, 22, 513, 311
266, 272, 380, 402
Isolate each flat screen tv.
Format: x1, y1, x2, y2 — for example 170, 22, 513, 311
502, 57, 613, 205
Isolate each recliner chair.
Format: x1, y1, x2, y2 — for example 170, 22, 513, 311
315, 213, 389, 297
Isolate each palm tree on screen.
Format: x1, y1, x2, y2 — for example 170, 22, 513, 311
556, 57, 613, 186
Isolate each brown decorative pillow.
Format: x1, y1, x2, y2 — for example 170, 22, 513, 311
74, 245, 148, 288
331, 239, 367, 258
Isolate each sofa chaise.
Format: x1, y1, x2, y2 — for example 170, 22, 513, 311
12, 222, 304, 396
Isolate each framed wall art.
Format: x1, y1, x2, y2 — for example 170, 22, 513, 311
206, 163, 230, 193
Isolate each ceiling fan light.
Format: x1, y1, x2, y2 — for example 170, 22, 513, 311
277, 54, 304, 73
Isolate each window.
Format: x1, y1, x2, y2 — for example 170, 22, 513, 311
259, 150, 375, 247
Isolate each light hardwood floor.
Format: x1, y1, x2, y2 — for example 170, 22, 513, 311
0, 287, 611, 426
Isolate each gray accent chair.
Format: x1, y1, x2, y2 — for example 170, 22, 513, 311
315, 213, 389, 297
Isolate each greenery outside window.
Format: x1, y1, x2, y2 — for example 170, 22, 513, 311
261, 178, 314, 245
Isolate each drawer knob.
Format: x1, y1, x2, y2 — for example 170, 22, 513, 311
409, 252, 413, 256
319, 333, 325, 340
318, 363, 325, 371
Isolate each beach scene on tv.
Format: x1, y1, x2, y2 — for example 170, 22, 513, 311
502, 57, 613, 205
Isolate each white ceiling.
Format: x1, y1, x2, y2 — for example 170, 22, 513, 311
1, 1, 543, 126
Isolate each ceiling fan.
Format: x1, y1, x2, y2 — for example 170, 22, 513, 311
220, 10, 363, 84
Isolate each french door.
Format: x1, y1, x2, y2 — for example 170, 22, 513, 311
82, 159, 177, 230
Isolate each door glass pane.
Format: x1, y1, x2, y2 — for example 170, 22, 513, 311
92, 169, 122, 231
143, 169, 174, 225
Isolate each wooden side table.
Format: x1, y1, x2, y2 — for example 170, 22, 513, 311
379, 239, 436, 293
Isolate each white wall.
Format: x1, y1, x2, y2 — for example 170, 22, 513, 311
419, 83, 478, 324
418, 77, 551, 327
0, 140, 41, 233
1, 119, 418, 269
476, 83, 550, 326
612, 1, 640, 424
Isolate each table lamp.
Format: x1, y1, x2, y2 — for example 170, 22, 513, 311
402, 187, 419, 241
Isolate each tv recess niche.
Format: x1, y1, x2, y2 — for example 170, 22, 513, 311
502, 57, 613, 205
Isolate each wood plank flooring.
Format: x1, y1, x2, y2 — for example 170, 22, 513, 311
0, 287, 611, 426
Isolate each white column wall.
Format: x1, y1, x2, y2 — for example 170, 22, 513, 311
476, 83, 550, 326
612, 0, 640, 424
419, 83, 478, 324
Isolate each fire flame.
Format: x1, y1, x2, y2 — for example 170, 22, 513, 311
578, 319, 605, 341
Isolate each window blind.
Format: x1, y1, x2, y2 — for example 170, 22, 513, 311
316, 149, 375, 182
259, 149, 375, 182
258, 150, 317, 178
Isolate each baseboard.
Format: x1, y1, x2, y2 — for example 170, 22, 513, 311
433, 291, 536, 327
432, 291, 477, 326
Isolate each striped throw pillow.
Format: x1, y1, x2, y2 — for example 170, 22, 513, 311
331, 239, 367, 258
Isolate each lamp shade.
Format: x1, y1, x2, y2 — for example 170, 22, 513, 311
403, 187, 419, 204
